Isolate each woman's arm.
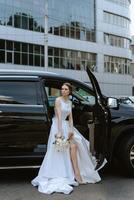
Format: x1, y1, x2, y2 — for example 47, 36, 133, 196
54, 98, 62, 137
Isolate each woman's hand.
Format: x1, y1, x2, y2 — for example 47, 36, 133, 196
68, 132, 74, 141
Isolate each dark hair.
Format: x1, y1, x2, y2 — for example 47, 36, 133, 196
62, 82, 72, 95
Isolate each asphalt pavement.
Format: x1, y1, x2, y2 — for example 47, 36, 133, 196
0, 167, 134, 200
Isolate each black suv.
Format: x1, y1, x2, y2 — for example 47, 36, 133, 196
0, 68, 134, 175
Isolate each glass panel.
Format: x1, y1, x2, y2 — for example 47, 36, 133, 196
6, 2, 13, 22
75, 28, 80, 39
0, 3, 6, 25
76, 60, 80, 70
6, 41, 13, 50
48, 47, 53, 56
73, 87, 95, 105
14, 13, 21, 28
48, 57, 53, 67
0, 40, 5, 49
41, 46, 44, 55
22, 15, 28, 29
29, 54, 33, 66
0, 50, 5, 63
41, 55, 44, 67
29, 16, 34, 31
14, 42, 21, 51
0, 81, 38, 105
54, 48, 59, 56
22, 53, 28, 65
34, 45, 40, 54
14, 52, 20, 64
7, 52, 12, 63
22, 43, 28, 52
29, 44, 33, 53
48, 0, 96, 42
7, 15, 13, 26
54, 57, 59, 68
34, 54, 40, 66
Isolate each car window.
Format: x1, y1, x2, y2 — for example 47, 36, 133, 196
73, 87, 95, 105
45, 86, 60, 106
44, 80, 95, 106
0, 81, 39, 105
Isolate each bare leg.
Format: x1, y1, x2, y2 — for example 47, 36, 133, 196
70, 143, 83, 183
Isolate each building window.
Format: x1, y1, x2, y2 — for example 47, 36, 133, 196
48, 47, 97, 72
104, 11, 130, 28
0, 39, 44, 67
0, 50, 5, 63
0, 40, 97, 71
48, 0, 96, 42
104, 33, 130, 48
0, 0, 96, 40
131, 46, 134, 55
105, 0, 130, 7
0, 1, 45, 33
104, 55, 130, 74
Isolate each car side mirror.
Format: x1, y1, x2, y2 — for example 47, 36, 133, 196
107, 97, 119, 109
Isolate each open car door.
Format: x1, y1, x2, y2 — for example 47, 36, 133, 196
86, 67, 111, 169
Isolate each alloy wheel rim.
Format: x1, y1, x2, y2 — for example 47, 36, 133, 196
130, 144, 134, 168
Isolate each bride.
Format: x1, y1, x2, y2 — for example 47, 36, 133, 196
31, 82, 107, 194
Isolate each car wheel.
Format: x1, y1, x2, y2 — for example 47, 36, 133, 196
118, 135, 134, 175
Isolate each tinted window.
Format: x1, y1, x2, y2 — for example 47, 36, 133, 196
0, 81, 38, 105
44, 80, 95, 106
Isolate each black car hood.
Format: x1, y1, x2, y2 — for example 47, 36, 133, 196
111, 103, 134, 119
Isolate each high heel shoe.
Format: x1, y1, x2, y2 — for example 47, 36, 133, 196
75, 174, 83, 184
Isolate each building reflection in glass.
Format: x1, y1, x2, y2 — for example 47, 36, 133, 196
0, 0, 45, 32
48, 0, 96, 42
0, 39, 97, 71
0, 0, 96, 41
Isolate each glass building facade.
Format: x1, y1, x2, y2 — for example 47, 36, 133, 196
0, 39, 44, 66
0, 0, 132, 76
104, 33, 130, 49
0, 0, 96, 71
0, 0, 45, 32
106, 0, 130, 7
104, 55, 130, 74
0, 39, 96, 71
48, 0, 96, 42
0, 0, 96, 41
104, 11, 130, 28
48, 47, 96, 71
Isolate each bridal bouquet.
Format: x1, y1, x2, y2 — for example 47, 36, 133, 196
53, 135, 70, 152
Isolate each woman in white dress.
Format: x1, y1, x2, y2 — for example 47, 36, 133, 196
31, 82, 107, 194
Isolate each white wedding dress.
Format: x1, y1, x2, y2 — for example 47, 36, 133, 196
31, 98, 107, 194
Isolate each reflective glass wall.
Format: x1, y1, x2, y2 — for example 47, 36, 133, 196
48, 0, 96, 42
0, 39, 96, 71
0, 0, 96, 41
104, 55, 130, 74
48, 47, 97, 71
0, 0, 97, 70
106, 0, 130, 7
0, 39, 44, 67
0, 0, 45, 32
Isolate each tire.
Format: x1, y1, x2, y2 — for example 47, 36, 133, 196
117, 135, 134, 175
